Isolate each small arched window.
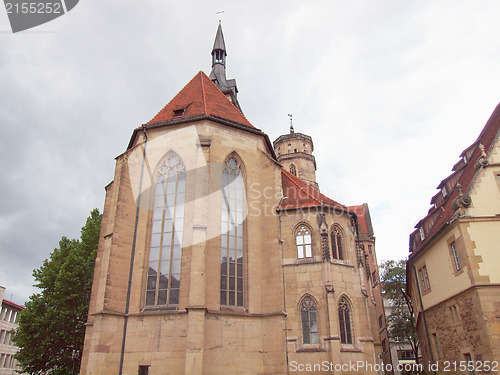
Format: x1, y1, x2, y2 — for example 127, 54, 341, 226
331, 226, 344, 260
296, 225, 312, 258
146, 152, 185, 306
220, 156, 245, 307
338, 297, 353, 344
300, 296, 318, 345
290, 164, 297, 176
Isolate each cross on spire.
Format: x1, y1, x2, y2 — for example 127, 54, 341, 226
216, 10, 224, 22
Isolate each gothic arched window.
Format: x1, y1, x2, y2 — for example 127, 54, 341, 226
338, 297, 353, 344
296, 225, 312, 258
146, 152, 185, 306
220, 157, 245, 307
301, 296, 319, 345
290, 164, 297, 176
331, 225, 344, 260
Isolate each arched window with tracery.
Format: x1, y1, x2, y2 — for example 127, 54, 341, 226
300, 295, 319, 345
146, 152, 185, 306
296, 225, 312, 258
338, 297, 353, 344
290, 164, 297, 176
220, 156, 245, 307
331, 225, 344, 260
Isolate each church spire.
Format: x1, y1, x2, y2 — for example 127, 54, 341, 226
211, 22, 226, 67
209, 22, 242, 112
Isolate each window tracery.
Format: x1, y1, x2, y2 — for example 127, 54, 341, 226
220, 156, 245, 307
146, 152, 185, 306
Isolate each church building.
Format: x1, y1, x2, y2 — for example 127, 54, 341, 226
80, 23, 390, 375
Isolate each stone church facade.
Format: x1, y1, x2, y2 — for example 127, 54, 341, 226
80, 24, 390, 375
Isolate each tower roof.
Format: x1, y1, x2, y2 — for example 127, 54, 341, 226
147, 71, 253, 128
212, 22, 226, 52
209, 23, 241, 112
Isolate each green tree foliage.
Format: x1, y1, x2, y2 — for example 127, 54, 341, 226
13, 209, 102, 375
379, 259, 420, 363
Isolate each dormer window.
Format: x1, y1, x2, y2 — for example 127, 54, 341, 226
441, 186, 447, 198
173, 108, 185, 117
419, 227, 425, 241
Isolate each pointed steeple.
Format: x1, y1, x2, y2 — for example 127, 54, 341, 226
211, 22, 226, 66
209, 22, 242, 112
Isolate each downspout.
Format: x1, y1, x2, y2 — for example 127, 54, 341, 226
277, 197, 290, 375
412, 265, 434, 366
119, 128, 148, 374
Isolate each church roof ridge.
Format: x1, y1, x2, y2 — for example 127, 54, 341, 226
146, 71, 253, 128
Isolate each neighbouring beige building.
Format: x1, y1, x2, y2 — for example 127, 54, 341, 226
407, 102, 500, 374
81, 24, 390, 375
0, 286, 25, 374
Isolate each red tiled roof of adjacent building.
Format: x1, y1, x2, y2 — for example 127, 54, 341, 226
147, 71, 254, 128
409, 102, 500, 257
279, 168, 349, 212
3, 298, 25, 310
348, 204, 374, 238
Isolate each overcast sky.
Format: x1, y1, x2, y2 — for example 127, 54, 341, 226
1, 0, 500, 305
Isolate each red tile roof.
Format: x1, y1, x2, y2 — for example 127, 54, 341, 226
348, 204, 374, 238
279, 168, 349, 212
3, 298, 25, 310
409, 102, 500, 257
147, 71, 254, 128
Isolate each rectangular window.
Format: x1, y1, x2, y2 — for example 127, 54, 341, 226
138, 365, 150, 375
382, 338, 387, 353
3, 331, 10, 345
450, 242, 462, 271
397, 349, 415, 360
419, 227, 425, 241
441, 186, 447, 198
423, 265, 431, 290
378, 315, 383, 329
418, 268, 426, 292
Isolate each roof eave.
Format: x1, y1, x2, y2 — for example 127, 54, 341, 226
126, 115, 277, 159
